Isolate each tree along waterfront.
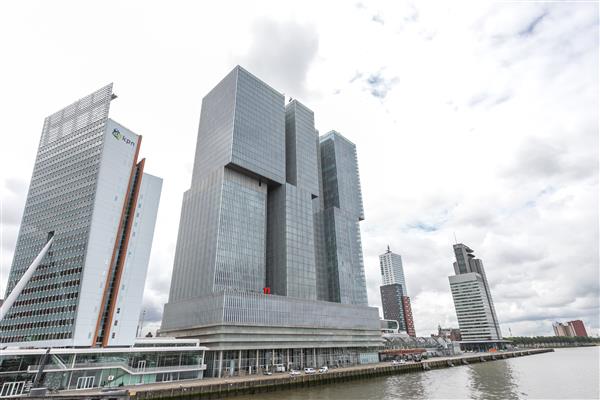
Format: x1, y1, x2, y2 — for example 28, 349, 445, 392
507, 335, 600, 347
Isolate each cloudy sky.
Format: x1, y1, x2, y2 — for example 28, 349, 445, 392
0, 1, 598, 337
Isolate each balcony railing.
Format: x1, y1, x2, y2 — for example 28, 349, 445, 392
27, 362, 206, 374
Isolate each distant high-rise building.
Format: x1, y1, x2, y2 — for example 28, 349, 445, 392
0, 84, 162, 347
553, 322, 575, 337
568, 320, 588, 337
435, 325, 462, 342
380, 284, 406, 330
380, 246, 406, 287
379, 247, 416, 337
401, 296, 416, 337
160, 66, 381, 378
553, 320, 588, 337
448, 243, 502, 343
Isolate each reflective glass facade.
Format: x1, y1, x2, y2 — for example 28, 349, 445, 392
380, 284, 406, 332
0, 340, 206, 396
162, 66, 379, 359
214, 169, 267, 292
285, 100, 319, 195
1, 85, 162, 347
163, 291, 379, 332
316, 132, 368, 305
191, 66, 285, 186
1, 86, 112, 345
267, 184, 316, 299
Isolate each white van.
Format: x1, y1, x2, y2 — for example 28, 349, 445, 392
273, 364, 286, 372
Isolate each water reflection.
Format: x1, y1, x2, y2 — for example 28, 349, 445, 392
233, 348, 599, 400
382, 370, 427, 399
468, 359, 520, 400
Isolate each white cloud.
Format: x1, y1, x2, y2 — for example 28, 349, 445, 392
0, 0, 597, 338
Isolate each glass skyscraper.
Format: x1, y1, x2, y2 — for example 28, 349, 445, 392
316, 131, 368, 305
161, 66, 381, 377
0, 85, 162, 348
449, 243, 502, 342
378, 247, 416, 336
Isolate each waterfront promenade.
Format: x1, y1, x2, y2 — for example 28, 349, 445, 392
31, 348, 552, 399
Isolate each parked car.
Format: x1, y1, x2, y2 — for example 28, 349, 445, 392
273, 364, 286, 372
304, 367, 316, 374
289, 370, 301, 376
318, 366, 329, 373
263, 370, 273, 375
392, 359, 406, 365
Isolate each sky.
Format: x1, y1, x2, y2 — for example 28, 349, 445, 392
0, 1, 598, 338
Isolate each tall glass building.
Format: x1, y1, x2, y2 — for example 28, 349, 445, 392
161, 66, 381, 377
378, 247, 416, 336
317, 131, 368, 305
0, 85, 162, 348
0, 86, 212, 397
449, 243, 503, 343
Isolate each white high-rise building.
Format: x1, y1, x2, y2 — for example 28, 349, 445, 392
378, 247, 416, 336
449, 244, 502, 342
379, 246, 406, 289
0, 85, 214, 397
0, 84, 162, 348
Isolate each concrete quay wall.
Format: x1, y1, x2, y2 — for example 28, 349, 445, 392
127, 348, 553, 400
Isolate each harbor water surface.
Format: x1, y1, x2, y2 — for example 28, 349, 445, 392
235, 347, 599, 399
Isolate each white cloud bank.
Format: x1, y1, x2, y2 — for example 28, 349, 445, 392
0, 1, 598, 337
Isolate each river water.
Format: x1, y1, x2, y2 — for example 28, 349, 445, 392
236, 347, 599, 399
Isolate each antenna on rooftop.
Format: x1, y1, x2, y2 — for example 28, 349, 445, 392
453, 232, 458, 244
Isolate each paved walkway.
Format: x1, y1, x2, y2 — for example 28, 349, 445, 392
61, 350, 540, 397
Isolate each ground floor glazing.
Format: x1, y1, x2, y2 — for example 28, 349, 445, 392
0, 345, 206, 397
204, 347, 380, 378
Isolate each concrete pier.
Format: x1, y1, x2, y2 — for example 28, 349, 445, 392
33, 349, 553, 400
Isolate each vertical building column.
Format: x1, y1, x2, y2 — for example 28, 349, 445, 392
287, 349, 290, 370
238, 350, 242, 376
256, 349, 259, 373
313, 348, 316, 367
217, 351, 223, 378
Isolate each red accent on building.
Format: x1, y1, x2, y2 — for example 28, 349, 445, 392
568, 320, 588, 337
401, 296, 416, 337
263, 287, 271, 295
92, 138, 143, 347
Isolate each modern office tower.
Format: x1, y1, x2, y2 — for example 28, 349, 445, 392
449, 243, 502, 345
266, 100, 320, 299
0, 84, 162, 348
380, 284, 406, 330
378, 247, 415, 336
380, 246, 406, 287
553, 322, 575, 337
317, 131, 368, 305
568, 320, 588, 337
161, 66, 381, 378
553, 320, 588, 337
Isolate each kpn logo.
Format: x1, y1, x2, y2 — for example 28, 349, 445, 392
112, 128, 135, 147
